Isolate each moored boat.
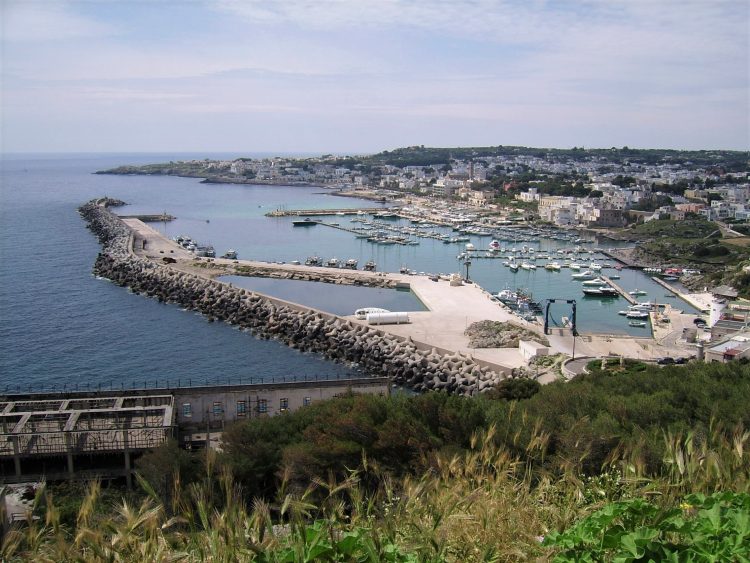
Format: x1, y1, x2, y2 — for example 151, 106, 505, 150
626, 311, 649, 319
582, 277, 607, 287
583, 286, 619, 297
293, 217, 319, 226
572, 270, 596, 280
221, 249, 238, 259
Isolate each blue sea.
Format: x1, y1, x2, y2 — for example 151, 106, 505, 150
0, 154, 697, 392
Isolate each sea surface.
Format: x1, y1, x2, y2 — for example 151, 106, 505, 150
0, 154, 698, 391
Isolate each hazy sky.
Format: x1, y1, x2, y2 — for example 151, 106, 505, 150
2, 0, 748, 153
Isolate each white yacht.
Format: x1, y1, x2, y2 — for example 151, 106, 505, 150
571, 270, 596, 280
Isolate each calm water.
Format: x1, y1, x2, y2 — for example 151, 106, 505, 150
0, 154, 367, 391
222, 276, 426, 317
0, 154, 696, 390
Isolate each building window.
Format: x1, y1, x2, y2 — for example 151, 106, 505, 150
258, 399, 268, 414
182, 403, 192, 417
237, 400, 247, 417
303, 396, 311, 407
280, 398, 289, 411
212, 401, 223, 416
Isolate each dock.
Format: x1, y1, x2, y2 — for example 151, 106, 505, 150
600, 275, 638, 305
265, 207, 397, 217
650, 276, 710, 313
118, 213, 176, 222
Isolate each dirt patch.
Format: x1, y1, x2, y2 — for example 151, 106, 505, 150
465, 320, 549, 348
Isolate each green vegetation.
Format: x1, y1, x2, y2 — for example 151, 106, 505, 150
544, 492, 750, 562
3, 361, 748, 560
630, 218, 720, 239
628, 219, 750, 294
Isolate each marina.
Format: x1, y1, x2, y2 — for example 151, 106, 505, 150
121, 211, 692, 371
140, 200, 699, 337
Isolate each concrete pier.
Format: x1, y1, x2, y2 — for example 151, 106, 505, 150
265, 207, 396, 217
650, 276, 711, 313
600, 275, 638, 305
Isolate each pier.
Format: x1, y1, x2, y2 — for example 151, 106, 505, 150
600, 275, 638, 305
650, 276, 711, 313
118, 213, 176, 222
265, 207, 397, 217
316, 221, 411, 244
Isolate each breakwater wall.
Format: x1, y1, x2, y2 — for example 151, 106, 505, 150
228, 263, 404, 289
79, 200, 505, 395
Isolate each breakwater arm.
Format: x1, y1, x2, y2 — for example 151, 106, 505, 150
78, 200, 506, 395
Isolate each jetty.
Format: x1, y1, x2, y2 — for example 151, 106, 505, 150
118, 213, 176, 222
650, 276, 711, 313
600, 275, 638, 305
265, 207, 397, 217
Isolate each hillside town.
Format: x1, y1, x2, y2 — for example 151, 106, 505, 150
117, 147, 750, 229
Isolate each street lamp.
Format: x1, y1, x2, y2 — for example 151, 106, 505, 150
464, 259, 471, 282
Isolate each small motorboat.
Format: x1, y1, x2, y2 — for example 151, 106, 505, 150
221, 249, 238, 260
629, 289, 648, 296
626, 311, 649, 319
572, 270, 595, 280
583, 287, 619, 297
629, 320, 647, 327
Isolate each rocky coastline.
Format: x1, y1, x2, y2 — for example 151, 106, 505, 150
78, 200, 505, 395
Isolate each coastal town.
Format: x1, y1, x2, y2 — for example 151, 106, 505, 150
104, 146, 750, 226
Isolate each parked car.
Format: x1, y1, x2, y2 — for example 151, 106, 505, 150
657, 357, 675, 365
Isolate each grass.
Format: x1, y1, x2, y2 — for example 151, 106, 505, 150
2, 416, 747, 562
630, 219, 720, 239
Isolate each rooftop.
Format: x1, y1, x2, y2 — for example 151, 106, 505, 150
0, 395, 174, 459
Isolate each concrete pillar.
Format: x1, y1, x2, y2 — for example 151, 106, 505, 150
11, 436, 21, 477
710, 297, 725, 327
65, 432, 74, 477
696, 343, 705, 362
123, 423, 132, 489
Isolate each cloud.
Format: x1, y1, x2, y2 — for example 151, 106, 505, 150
1, 1, 117, 42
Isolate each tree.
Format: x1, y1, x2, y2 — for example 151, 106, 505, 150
488, 378, 541, 401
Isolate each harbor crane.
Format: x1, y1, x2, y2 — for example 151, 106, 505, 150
543, 298, 578, 337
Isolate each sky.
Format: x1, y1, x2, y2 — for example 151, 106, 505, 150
1, 0, 748, 154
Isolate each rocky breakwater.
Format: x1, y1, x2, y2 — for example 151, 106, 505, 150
230, 264, 400, 289
78, 200, 505, 395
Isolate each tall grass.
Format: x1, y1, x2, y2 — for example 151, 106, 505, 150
2, 419, 747, 562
